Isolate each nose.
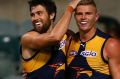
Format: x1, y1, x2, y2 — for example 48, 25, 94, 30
81, 14, 86, 20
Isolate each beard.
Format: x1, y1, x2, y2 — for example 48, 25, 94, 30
34, 20, 51, 33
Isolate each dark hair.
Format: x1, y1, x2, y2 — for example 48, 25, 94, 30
28, 0, 57, 21
98, 16, 120, 38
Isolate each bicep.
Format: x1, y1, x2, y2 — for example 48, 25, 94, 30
109, 56, 120, 79
106, 38, 120, 79
21, 32, 59, 49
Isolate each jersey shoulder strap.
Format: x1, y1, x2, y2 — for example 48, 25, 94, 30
65, 29, 75, 53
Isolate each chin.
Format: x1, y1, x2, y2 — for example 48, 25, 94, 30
80, 27, 88, 31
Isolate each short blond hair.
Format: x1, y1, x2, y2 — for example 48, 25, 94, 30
75, 0, 97, 12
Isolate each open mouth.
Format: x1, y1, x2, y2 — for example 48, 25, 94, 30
34, 21, 44, 29
35, 21, 43, 27
80, 21, 87, 25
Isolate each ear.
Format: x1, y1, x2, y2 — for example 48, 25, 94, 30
96, 12, 100, 21
50, 13, 55, 20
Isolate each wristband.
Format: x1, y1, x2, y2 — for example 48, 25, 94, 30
66, 6, 74, 13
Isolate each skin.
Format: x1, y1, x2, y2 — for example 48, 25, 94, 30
74, 5, 99, 42
104, 38, 120, 79
21, 1, 81, 79
74, 4, 120, 79
31, 5, 52, 33
21, 0, 81, 61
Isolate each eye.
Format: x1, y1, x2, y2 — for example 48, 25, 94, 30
37, 11, 42, 16
86, 12, 92, 15
75, 12, 82, 15
30, 13, 34, 17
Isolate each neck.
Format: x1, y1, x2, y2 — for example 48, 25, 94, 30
79, 27, 96, 42
47, 21, 54, 33
47, 25, 53, 33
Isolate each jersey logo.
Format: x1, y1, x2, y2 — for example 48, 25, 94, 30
59, 40, 66, 50
80, 50, 97, 57
69, 50, 78, 56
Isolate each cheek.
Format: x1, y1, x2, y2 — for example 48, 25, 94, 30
43, 18, 51, 26
42, 15, 50, 22
75, 16, 81, 22
89, 16, 96, 23
31, 18, 35, 23
43, 19, 49, 25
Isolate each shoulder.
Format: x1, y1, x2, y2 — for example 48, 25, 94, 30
21, 31, 39, 46
22, 31, 39, 39
105, 38, 120, 58
105, 38, 120, 49
65, 29, 75, 41
66, 29, 75, 37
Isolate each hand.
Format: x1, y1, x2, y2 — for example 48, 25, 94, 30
22, 70, 28, 79
68, 0, 81, 9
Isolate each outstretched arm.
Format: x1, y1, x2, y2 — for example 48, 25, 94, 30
105, 38, 120, 79
21, 0, 81, 49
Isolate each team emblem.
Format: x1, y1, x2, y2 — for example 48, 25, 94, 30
59, 40, 66, 50
69, 50, 78, 56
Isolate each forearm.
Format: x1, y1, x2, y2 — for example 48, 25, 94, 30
22, 0, 81, 49
50, 0, 81, 41
50, 6, 73, 41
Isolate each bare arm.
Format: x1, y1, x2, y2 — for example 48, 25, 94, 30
105, 38, 120, 79
21, 0, 81, 49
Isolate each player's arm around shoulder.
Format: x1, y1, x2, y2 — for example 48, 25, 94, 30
105, 38, 120, 79
21, 31, 60, 50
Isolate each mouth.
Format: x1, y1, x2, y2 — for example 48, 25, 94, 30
80, 21, 87, 25
35, 21, 43, 28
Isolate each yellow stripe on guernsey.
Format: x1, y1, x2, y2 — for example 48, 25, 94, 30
85, 35, 110, 75
56, 34, 68, 71
59, 34, 67, 56
57, 63, 65, 71
67, 33, 110, 77
67, 39, 80, 65
22, 34, 67, 73
22, 50, 51, 73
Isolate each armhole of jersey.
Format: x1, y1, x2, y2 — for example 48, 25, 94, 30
20, 29, 36, 61
20, 45, 40, 61
101, 38, 110, 64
